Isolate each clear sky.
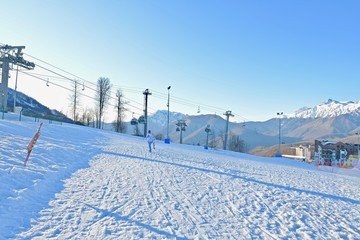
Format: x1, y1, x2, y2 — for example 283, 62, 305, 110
1, 0, 359, 122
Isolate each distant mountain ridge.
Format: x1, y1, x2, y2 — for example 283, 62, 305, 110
287, 99, 360, 119
143, 99, 360, 152
6, 88, 73, 123
148, 110, 186, 127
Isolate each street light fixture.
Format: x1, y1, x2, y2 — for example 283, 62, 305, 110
277, 112, 283, 156
165, 86, 171, 144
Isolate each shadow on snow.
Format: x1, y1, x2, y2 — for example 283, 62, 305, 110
83, 203, 188, 240
102, 151, 360, 205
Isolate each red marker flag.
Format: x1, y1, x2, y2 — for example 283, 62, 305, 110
24, 122, 43, 166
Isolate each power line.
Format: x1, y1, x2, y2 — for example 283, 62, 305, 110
21, 71, 145, 116
27, 50, 247, 120
23, 59, 148, 115
13, 50, 252, 122
24, 53, 97, 87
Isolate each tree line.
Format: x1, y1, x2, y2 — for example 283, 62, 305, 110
69, 77, 127, 132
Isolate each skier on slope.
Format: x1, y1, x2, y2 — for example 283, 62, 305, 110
146, 130, 155, 152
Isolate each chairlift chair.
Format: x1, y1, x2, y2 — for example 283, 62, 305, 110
130, 118, 138, 125
138, 116, 145, 124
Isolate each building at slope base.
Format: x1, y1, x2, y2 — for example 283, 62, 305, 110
314, 140, 359, 168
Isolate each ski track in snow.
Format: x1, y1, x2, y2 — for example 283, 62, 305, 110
1, 117, 359, 239
14, 134, 360, 239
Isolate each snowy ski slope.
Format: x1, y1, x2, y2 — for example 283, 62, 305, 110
0, 113, 359, 239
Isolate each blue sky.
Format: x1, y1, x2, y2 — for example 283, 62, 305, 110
1, 0, 359, 122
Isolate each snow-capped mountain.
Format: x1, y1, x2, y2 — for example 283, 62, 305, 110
143, 99, 360, 152
148, 110, 186, 127
287, 99, 360, 119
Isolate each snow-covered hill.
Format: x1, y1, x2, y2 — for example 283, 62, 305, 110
1, 113, 359, 239
287, 99, 360, 119
6, 88, 72, 123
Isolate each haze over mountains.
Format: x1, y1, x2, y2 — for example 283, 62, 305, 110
5, 88, 360, 152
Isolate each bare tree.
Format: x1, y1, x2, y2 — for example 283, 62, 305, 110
218, 129, 225, 149
95, 77, 111, 129
228, 134, 246, 153
113, 89, 128, 133
133, 124, 141, 136
209, 129, 216, 149
69, 80, 82, 122
81, 108, 95, 126
155, 133, 164, 140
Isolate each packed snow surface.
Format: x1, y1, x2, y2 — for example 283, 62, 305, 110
1, 113, 359, 239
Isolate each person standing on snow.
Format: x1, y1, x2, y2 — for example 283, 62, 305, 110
146, 130, 155, 152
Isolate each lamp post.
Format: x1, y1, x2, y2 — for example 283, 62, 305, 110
165, 86, 171, 144
143, 89, 151, 137
356, 132, 360, 158
277, 112, 283, 155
